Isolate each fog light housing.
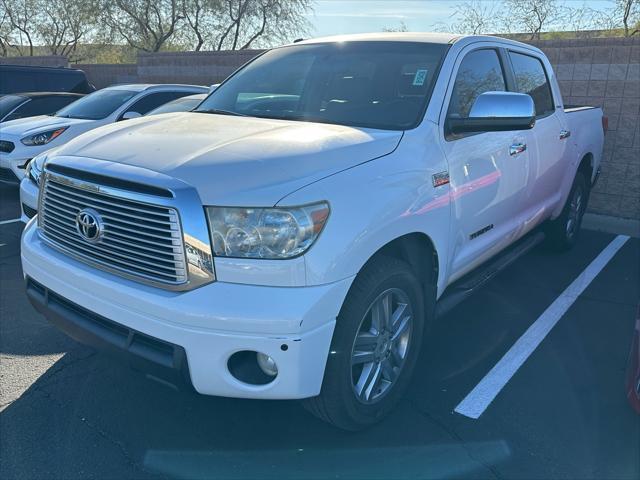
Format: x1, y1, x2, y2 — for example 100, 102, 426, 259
227, 350, 278, 385
257, 352, 278, 377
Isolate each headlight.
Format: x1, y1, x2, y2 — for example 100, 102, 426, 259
206, 202, 330, 259
25, 153, 46, 185
21, 127, 67, 146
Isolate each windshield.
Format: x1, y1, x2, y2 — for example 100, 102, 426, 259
0, 95, 27, 118
196, 42, 447, 130
147, 97, 203, 116
56, 89, 137, 120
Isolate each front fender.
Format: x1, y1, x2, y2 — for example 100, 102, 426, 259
281, 130, 452, 297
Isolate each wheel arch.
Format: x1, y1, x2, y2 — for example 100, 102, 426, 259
578, 152, 594, 182
358, 232, 440, 319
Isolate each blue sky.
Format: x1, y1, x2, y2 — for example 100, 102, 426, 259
307, 0, 614, 36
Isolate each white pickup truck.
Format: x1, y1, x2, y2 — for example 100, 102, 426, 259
21, 33, 605, 430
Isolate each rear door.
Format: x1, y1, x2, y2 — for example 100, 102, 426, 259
506, 49, 567, 224
440, 46, 530, 279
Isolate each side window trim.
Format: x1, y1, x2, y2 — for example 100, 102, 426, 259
2, 98, 30, 121
506, 49, 556, 120
444, 47, 508, 142
118, 91, 154, 120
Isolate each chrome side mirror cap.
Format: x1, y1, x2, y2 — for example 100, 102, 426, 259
448, 92, 536, 135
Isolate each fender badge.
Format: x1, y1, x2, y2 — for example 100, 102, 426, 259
432, 171, 450, 187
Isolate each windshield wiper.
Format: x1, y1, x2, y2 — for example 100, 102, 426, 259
196, 108, 248, 117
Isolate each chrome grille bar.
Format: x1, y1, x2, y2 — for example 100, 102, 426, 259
39, 171, 191, 289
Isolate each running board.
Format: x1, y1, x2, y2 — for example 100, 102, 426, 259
435, 231, 545, 318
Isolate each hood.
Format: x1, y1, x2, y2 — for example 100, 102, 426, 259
55, 112, 403, 206
0, 115, 93, 136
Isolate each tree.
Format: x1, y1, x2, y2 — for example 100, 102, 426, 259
613, 0, 639, 36
0, 9, 12, 56
450, 0, 500, 34
1, 0, 40, 55
103, 0, 185, 52
503, 0, 561, 40
560, 2, 611, 37
182, 0, 311, 51
38, 0, 102, 58
432, 0, 502, 35
182, 0, 220, 51
382, 21, 408, 33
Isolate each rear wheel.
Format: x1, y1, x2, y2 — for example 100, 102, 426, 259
546, 170, 589, 251
303, 256, 428, 430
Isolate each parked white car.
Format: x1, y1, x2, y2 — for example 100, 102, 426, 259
21, 33, 605, 430
1, 83, 208, 184
20, 91, 210, 221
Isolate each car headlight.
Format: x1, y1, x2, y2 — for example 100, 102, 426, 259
21, 127, 67, 146
25, 153, 46, 185
206, 202, 330, 259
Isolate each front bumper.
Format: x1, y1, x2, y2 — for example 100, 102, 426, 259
21, 221, 353, 399
26, 277, 194, 390
0, 151, 32, 183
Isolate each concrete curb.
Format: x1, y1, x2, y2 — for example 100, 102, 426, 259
583, 213, 640, 238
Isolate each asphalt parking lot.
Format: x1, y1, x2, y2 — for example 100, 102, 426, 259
0, 180, 639, 480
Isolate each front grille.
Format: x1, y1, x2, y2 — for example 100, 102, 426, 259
39, 173, 188, 288
0, 167, 18, 182
0, 140, 15, 153
22, 202, 37, 219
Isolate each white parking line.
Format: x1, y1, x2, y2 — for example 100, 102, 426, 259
454, 234, 630, 419
0, 218, 21, 225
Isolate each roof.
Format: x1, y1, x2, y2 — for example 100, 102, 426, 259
107, 84, 208, 92
294, 32, 538, 52
12, 92, 85, 98
296, 32, 461, 45
0, 64, 83, 72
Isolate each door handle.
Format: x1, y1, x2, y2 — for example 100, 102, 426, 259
559, 129, 571, 139
509, 143, 527, 156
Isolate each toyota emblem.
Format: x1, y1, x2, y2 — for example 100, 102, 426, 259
75, 208, 103, 243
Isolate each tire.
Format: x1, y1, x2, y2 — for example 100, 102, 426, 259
303, 256, 427, 431
545, 170, 590, 251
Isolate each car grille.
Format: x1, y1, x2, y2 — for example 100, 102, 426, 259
39, 173, 189, 288
0, 140, 15, 153
22, 202, 37, 219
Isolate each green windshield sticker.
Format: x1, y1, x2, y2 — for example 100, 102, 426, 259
413, 69, 428, 86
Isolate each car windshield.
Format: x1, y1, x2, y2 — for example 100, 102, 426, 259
56, 89, 137, 120
195, 42, 447, 130
0, 95, 27, 118
147, 97, 204, 115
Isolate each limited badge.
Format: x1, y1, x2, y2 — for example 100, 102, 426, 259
432, 171, 450, 187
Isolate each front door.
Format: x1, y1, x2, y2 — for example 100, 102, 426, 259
440, 47, 529, 281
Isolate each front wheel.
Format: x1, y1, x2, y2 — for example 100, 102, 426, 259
303, 256, 427, 430
545, 170, 589, 251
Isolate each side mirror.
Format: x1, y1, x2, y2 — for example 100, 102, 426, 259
209, 84, 219, 93
448, 92, 535, 135
121, 111, 142, 121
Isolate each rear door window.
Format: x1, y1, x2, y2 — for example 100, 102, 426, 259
447, 49, 506, 120
508, 52, 555, 117
123, 92, 194, 116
